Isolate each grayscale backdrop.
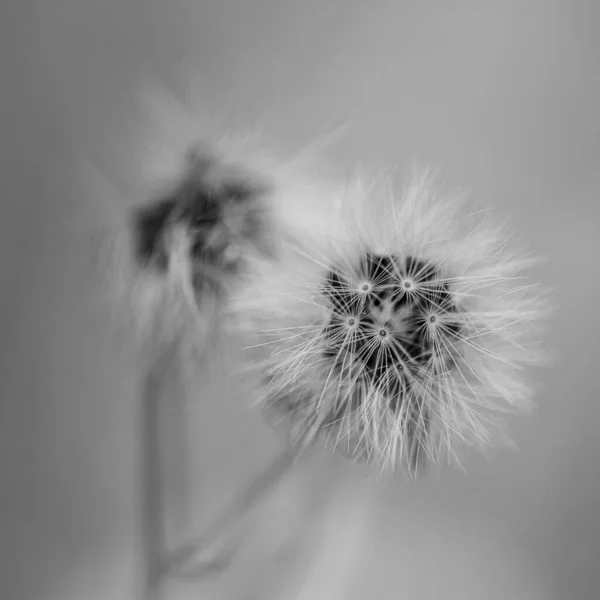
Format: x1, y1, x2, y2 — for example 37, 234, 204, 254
1, 1, 599, 599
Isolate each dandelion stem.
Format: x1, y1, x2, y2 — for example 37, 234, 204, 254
141, 352, 170, 600
163, 444, 298, 579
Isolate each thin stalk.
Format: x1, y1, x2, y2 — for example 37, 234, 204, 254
163, 444, 298, 579
140, 349, 172, 600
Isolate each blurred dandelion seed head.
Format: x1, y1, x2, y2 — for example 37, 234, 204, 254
117, 148, 276, 372
232, 169, 551, 476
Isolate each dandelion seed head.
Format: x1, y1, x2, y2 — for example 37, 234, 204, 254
100, 146, 278, 373
232, 168, 551, 476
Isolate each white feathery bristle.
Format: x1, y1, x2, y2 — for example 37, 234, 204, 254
230, 168, 551, 476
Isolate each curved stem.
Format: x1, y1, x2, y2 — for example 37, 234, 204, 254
163, 444, 298, 579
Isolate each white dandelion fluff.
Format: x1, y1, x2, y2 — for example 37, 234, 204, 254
230, 166, 551, 476
105, 145, 277, 371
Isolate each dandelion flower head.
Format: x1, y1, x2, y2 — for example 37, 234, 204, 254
232, 167, 549, 476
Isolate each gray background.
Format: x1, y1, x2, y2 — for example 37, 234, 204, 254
2, 1, 599, 599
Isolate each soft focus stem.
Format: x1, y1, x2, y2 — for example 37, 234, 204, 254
163, 444, 298, 579
140, 336, 297, 594
141, 353, 170, 600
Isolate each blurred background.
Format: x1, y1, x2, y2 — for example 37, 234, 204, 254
2, 0, 599, 598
